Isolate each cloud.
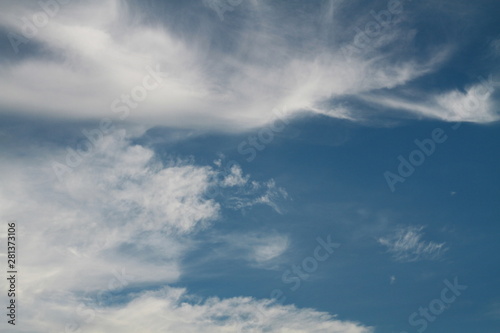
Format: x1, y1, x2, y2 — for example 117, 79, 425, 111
0, 130, 288, 291
489, 38, 500, 57
220, 163, 249, 187
1, 0, 495, 131
0, 130, 370, 332
214, 231, 290, 269
250, 234, 289, 264
378, 226, 447, 262
358, 76, 498, 123
19, 287, 373, 333
0, 133, 217, 298
211, 160, 289, 214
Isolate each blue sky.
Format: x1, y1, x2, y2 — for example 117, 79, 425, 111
0, 0, 499, 332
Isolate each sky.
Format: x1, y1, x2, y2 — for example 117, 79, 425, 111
0, 0, 499, 332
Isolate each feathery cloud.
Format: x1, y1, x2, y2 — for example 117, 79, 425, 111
378, 226, 447, 262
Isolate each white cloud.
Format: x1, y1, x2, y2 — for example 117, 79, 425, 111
24, 287, 373, 333
359, 76, 498, 123
0, 131, 288, 293
251, 235, 289, 263
0, 131, 369, 332
378, 226, 447, 262
221, 164, 249, 187
214, 165, 289, 213
0, 135, 216, 299
435, 82, 496, 122
215, 231, 290, 269
1, 0, 492, 130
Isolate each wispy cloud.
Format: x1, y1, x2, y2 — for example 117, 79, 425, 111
378, 226, 448, 262
215, 231, 290, 269
358, 75, 498, 123
1, 0, 495, 130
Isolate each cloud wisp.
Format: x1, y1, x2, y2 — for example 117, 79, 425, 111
378, 226, 447, 262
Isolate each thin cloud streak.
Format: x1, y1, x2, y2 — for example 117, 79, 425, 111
378, 226, 448, 262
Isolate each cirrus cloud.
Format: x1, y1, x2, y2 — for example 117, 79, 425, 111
1, 0, 497, 131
